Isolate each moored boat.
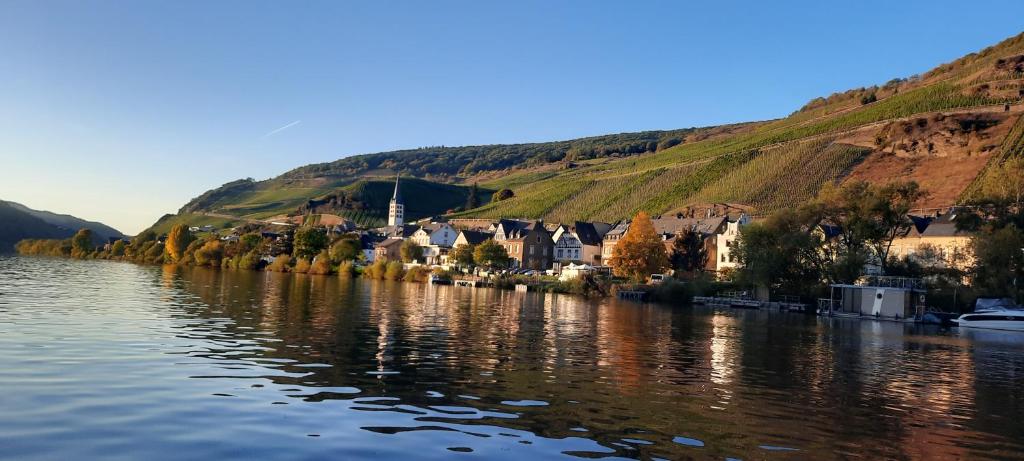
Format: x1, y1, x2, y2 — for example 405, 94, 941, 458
954, 298, 1024, 332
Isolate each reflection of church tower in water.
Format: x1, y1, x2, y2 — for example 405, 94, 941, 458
388, 174, 404, 227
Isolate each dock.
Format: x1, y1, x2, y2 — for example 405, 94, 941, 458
692, 295, 809, 312
617, 290, 649, 302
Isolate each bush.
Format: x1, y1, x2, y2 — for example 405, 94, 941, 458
337, 260, 356, 278
649, 279, 691, 304
403, 266, 430, 283
293, 257, 312, 274
267, 255, 292, 272
364, 260, 387, 279
237, 250, 259, 270
308, 252, 333, 275
385, 261, 405, 281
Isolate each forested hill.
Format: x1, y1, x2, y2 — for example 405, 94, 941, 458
277, 126, 751, 180
0, 200, 124, 252
164, 31, 1024, 232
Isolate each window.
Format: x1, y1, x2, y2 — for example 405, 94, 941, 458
721, 254, 726, 262
530, 246, 535, 255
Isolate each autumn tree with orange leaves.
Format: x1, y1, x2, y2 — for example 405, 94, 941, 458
609, 211, 669, 282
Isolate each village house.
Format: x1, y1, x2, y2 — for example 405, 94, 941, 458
888, 212, 973, 271
453, 229, 494, 248
411, 222, 457, 248
648, 215, 727, 272
492, 219, 533, 242
713, 214, 752, 272
495, 220, 554, 270
373, 238, 405, 262
601, 220, 630, 264
553, 221, 609, 265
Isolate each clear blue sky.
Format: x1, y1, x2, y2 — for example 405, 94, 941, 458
1, 1, 1021, 233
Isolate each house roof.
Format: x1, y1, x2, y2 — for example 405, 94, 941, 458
651, 216, 726, 236
573, 221, 604, 246
418, 222, 451, 233
605, 220, 631, 238
457, 230, 493, 245
503, 220, 549, 240
496, 219, 530, 234
383, 224, 418, 238
909, 215, 933, 235
921, 213, 964, 237
376, 238, 405, 250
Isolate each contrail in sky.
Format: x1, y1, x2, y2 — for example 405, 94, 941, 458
262, 120, 301, 138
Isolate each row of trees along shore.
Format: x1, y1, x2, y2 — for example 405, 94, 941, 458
14, 159, 1022, 306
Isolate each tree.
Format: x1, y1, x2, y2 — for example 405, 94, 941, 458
165, 224, 194, 263
400, 239, 423, 263
473, 240, 509, 268
867, 181, 924, 274
814, 180, 923, 275
609, 211, 669, 281
734, 209, 822, 296
465, 183, 480, 209
450, 244, 476, 266
293, 226, 328, 259
669, 228, 707, 276
193, 239, 224, 267
971, 225, 1024, 302
110, 240, 126, 257
70, 228, 94, 258
329, 237, 362, 263
239, 233, 263, 252
495, 189, 515, 201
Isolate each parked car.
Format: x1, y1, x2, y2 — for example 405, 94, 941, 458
649, 274, 668, 284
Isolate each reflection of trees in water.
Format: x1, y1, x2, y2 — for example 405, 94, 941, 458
168, 266, 1023, 460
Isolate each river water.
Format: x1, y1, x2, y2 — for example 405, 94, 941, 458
1, 256, 1023, 460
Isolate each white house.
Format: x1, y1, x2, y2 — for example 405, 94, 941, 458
411, 222, 457, 247
552, 225, 583, 262
714, 214, 751, 272
420, 245, 450, 265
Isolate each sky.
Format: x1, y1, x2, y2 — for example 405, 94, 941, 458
1, 1, 1022, 234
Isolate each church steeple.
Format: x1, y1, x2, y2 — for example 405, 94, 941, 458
391, 173, 402, 202
388, 173, 404, 227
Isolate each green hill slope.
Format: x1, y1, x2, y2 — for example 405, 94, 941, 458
161, 32, 1024, 228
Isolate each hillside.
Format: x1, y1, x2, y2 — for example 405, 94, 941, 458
155, 177, 484, 234
0, 200, 124, 252
161, 32, 1024, 229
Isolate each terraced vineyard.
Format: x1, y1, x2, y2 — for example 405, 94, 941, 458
159, 32, 1024, 230
961, 112, 1024, 201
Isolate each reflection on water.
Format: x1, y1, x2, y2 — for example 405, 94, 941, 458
2, 256, 1024, 460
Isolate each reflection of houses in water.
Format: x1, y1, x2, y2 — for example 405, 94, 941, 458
709, 313, 738, 401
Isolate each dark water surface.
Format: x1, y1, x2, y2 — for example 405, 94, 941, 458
2, 256, 1023, 460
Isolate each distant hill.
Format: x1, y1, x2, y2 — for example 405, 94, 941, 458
157, 32, 1024, 230
0, 200, 124, 252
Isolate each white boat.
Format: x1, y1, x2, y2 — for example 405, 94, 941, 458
954, 298, 1024, 332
